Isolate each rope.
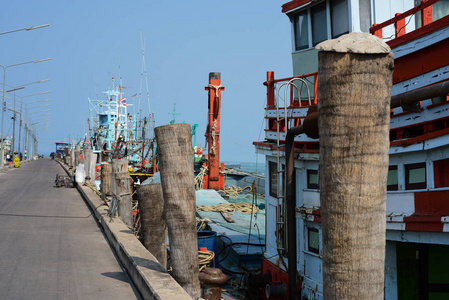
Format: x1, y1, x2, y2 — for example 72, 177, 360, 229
221, 185, 252, 198
198, 250, 215, 272
84, 181, 104, 200
196, 217, 211, 231
210, 119, 217, 156
194, 164, 208, 190
197, 202, 258, 214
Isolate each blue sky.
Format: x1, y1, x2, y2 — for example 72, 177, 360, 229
0, 1, 292, 163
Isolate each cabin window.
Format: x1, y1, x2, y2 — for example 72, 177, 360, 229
403, 124, 424, 139
307, 227, 320, 254
432, 95, 449, 105
331, 0, 349, 38
293, 10, 309, 51
387, 166, 399, 191
433, 0, 449, 22
434, 158, 449, 188
359, 0, 372, 33
415, 0, 449, 28
269, 162, 284, 197
312, 2, 328, 46
405, 162, 427, 190
307, 169, 319, 189
269, 161, 278, 197
291, 0, 350, 51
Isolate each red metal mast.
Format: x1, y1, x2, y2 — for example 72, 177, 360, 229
204, 72, 225, 190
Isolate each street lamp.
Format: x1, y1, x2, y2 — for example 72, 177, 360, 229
1, 82, 51, 159
17, 91, 52, 157
0, 24, 50, 36
0, 57, 52, 166
6, 87, 25, 158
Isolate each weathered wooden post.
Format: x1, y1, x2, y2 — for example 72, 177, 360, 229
84, 148, 92, 180
317, 32, 394, 299
155, 123, 200, 298
112, 158, 133, 227
90, 153, 97, 184
74, 145, 80, 167
100, 162, 112, 199
137, 183, 167, 268
70, 148, 75, 169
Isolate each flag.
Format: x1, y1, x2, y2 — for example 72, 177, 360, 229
119, 97, 127, 106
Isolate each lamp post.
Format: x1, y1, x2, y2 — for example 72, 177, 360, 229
18, 93, 52, 157
3, 91, 53, 160
6, 87, 25, 160
22, 100, 51, 160
0, 57, 51, 166
0, 24, 49, 36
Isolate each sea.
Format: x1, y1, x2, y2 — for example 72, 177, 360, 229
223, 161, 266, 175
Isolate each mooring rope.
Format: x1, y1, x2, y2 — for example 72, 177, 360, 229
196, 217, 211, 231
198, 250, 215, 272
84, 181, 104, 199
194, 164, 208, 190
197, 202, 258, 214
221, 185, 252, 198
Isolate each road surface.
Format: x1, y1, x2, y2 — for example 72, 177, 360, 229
0, 158, 140, 299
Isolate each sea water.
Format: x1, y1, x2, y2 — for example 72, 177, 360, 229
223, 161, 265, 175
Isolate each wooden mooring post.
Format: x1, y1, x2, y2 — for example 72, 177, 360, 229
137, 183, 167, 268
101, 162, 112, 199
155, 123, 200, 298
84, 148, 93, 181
317, 33, 394, 299
74, 145, 81, 167
112, 158, 133, 228
70, 148, 75, 169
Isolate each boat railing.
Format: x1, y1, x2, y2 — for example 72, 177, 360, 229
370, 0, 449, 47
264, 71, 318, 110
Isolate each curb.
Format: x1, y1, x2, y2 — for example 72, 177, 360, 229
57, 160, 192, 300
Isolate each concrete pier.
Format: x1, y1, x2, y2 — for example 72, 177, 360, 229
0, 158, 191, 299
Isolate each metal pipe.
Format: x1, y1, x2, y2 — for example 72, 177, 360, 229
285, 125, 304, 300
391, 80, 449, 109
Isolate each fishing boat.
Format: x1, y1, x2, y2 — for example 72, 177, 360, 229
253, 1, 449, 299
88, 77, 156, 171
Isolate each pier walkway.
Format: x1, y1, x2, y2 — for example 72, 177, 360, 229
0, 158, 140, 299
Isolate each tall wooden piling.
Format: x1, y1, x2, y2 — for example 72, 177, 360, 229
317, 33, 394, 299
155, 123, 199, 298
74, 145, 81, 166
70, 148, 75, 168
84, 148, 93, 180
137, 183, 167, 268
101, 162, 112, 199
112, 158, 133, 228
90, 153, 98, 184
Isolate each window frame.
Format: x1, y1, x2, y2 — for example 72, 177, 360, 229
405, 162, 427, 190
307, 227, 320, 254
330, 0, 349, 38
307, 169, 319, 190
387, 165, 399, 191
269, 161, 278, 197
290, 0, 350, 52
293, 10, 309, 51
311, 1, 328, 46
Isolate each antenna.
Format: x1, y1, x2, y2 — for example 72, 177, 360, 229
140, 32, 151, 118
169, 99, 180, 124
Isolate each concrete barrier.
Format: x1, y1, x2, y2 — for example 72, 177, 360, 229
56, 159, 192, 300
